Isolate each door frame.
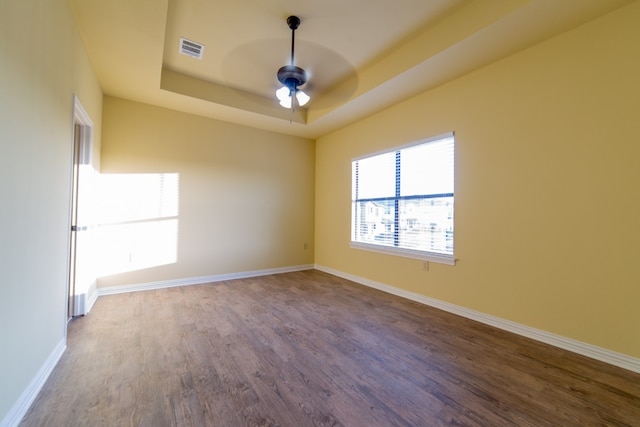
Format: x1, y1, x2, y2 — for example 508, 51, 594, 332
67, 95, 94, 322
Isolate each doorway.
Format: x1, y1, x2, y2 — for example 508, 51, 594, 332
67, 96, 94, 320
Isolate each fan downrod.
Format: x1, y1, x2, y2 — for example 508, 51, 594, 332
277, 15, 307, 90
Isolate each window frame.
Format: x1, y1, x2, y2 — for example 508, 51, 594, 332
350, 132, 455, 265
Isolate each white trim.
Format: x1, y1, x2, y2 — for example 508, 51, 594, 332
72, 95, 94, 163
67, 94, 96, 322
314, 264, 640, 374
71, 282, 98, 316
73, 95, 93, 126
0, 339, 66, 427
351, 131, 454, 161
350, 242, 455, 265
86, 285, 99, 313
97, 264, 315, 296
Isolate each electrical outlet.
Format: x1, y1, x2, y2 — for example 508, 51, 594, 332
304, 243, 308, 250
422, 261, 429, 271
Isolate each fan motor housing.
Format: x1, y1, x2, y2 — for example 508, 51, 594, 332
277, 65, 307, 89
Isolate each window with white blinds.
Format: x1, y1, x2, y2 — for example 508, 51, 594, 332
351, 132, 455, 264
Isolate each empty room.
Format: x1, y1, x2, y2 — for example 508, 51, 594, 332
1, 0, 640, 426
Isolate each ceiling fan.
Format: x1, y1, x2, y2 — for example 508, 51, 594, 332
275, 16, 310, 109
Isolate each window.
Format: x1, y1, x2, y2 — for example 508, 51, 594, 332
351, 132, 455, 264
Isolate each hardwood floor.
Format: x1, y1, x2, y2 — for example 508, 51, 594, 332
20, 270, 640, 426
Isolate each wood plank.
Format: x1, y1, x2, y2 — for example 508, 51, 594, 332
20, 270, 640, 426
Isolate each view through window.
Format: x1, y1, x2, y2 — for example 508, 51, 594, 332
351, 133, 454, 264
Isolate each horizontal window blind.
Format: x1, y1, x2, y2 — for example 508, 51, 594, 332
351, 133, 454, 263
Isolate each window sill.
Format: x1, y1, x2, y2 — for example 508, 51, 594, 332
350, 242, 456, 266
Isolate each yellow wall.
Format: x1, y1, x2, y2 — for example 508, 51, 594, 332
1, 1, 638, 422
99, 97, 315, 288
0, 0, 103, 422
316, 2, 640, 358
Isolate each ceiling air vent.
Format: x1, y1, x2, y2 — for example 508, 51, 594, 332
179, 37, 204, 59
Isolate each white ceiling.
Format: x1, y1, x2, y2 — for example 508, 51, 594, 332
67, 0, 632, 138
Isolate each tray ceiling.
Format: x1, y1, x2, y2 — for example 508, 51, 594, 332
67, 0, 632, 138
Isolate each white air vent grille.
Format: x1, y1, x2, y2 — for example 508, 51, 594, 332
179, 37, 204, 59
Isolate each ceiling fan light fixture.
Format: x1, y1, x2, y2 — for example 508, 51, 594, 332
276, 86, 292, 108
276, 86, 291, 101
276, 87, 309, 109
276, 16, 309, 110
278, 97, 292, 109
295, 89, 310, 106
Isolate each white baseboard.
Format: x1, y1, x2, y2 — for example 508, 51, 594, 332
315, 264, 640, 374
72, 289, 97, 317
86, 285, 99, 313
72, 293, 87, 316
0, 339, 66, 427
72, 280, 98, 317
97, 264, 315, 296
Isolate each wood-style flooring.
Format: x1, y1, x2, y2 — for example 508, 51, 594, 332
20, 270, 640, 426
